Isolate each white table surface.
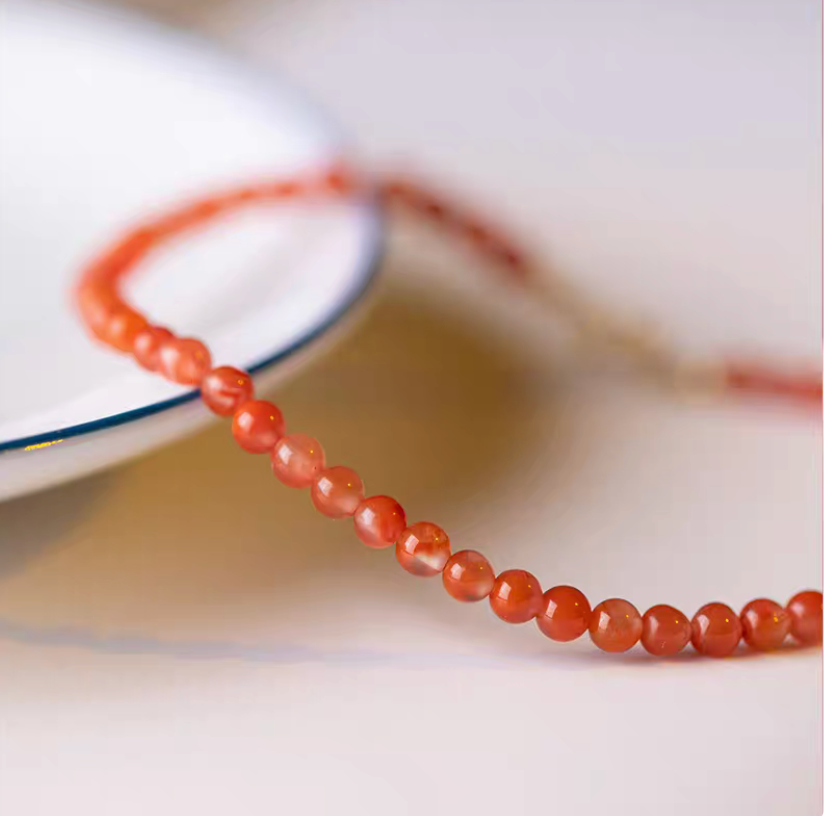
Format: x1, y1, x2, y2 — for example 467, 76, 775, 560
1, 1, 820, 814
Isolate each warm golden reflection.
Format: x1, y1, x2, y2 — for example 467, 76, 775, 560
24, 438, 64, 452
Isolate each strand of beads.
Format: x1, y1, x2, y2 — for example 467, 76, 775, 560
198, 360, 824, 657
383, 177, 823, 409
74, 166, 823, 658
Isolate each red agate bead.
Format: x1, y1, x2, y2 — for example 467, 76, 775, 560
133, 326, 174, 371
740, 598, 791, 651
232, 400, 285, 453
691, 603, 742, 657
201, 366, 254, 416
158, 337, 212, 385
536, 585, 591, 642
787, 590, 823, 645
395, 522, 451, 576
442, 550, 495, 601
311, 466, 365, 519
489, 570, 543, 623
353, 496, 406, 549
641, 604, 691, 656
272, 433, 326, 488
589, 598, 642, 653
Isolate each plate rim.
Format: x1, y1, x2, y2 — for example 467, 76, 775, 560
0, 204, 384, 455
1, 1, 387, 456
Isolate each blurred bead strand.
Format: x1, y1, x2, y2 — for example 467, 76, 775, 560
382, 175, 821, 407
74, 162, 822, 658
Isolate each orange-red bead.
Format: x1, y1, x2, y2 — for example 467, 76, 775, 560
158, 337, 212, 385
740, 598, 791, 651
311, 466, 365, 518
442, 550, 495, 602
272, 433, 326, 488
691, 602, 742, 657
201, 366, 254, 416
536, 585, 591, 642
231, 400, 285, 454
72, 173, 824, 664
104, 308, 148, 352
395, 522, 451, 576
353, 496, 406, 549
133, 326, 174, 371
489, 569, 543, 623
787, 590, 823, 645
76, 285, 121, 335
641, 604, 691, 656
589, 598, 643, 653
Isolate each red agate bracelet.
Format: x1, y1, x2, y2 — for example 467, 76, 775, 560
74, 164, 823, 658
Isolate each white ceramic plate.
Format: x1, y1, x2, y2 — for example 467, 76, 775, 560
0, 0, 383, 501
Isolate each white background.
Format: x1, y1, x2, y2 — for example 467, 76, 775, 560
0, 1, 821, 814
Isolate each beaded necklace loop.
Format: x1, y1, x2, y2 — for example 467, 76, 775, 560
74, 164, 823, 658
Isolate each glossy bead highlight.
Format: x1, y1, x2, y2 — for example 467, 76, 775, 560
272, 433, 326, 488
641, 604, 691, 656
231, 400, 285, 453
536, 585, 591, 642
133, 326, 174, 371
72, 172, 824, 664
395, 522, 451, 576
442, 550, 495, 602
158, 337, 212, 385
691, 602, 742, 657
311, 466, 365, 518
589, 598, 642, 652
740, 598, 791, 651
201, 366, 254, 416
353, 496, 406, 549
76, 285, 121, 335
489, 569, 543, 623
787, 590, 823, 645
105, 308, 148, 352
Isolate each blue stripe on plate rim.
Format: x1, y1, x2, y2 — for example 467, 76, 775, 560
0, 200, 385, 455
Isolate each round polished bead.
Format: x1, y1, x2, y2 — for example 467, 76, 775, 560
395, 522, 451, 576
741, 598, 791, 651
271, 433, 326, 488
489, 569, 543, 623
158, 337, 212, 385
133, 326, 174, 371
201, 366, 254, 416
442, 550, 495, 602
76, 285, 121, 335
787, 590, 823, 645
589, 598, 643, 653
231, 400, 286, 454
641, 604, 691, 657
691, 602, 742, 657
105, 308, 148, 352
353, 496, 407, 549
536, 585, 591, 642
311, 466, 365, 519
